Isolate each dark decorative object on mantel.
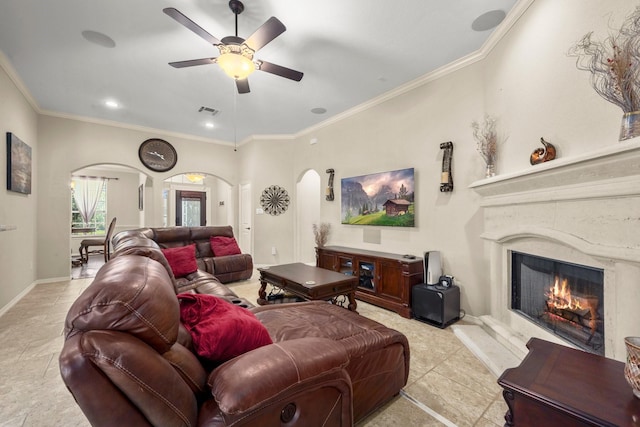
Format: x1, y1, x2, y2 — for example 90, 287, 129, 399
6, 132, 32, 195
326, 168, 335, 201
529, 137, 557, 165
439, 141, 454, 192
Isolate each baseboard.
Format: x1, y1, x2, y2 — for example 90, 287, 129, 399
0, 276, 73, 318
35, 276, 71, 285
0, 282, 36, 318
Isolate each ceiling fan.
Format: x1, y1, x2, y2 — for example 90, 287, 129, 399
163, 0, 303, 94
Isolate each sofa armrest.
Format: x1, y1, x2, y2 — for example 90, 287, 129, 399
208, 337, 350, 415
60, 330, 198, 427
209, 254, 253, 283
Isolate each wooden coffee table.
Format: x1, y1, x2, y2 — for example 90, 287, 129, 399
258, 263, 358, 311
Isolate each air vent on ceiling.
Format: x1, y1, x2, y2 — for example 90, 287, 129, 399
198, 106, 220, 116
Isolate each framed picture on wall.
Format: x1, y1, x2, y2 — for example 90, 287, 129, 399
341, 167, 415, 227
138, 184, 144, 211
6, 132, 32, 195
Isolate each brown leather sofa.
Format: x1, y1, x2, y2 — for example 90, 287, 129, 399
59, 232, 410, 426
117, 226, 253, 284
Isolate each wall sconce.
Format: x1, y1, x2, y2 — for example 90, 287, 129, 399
326, 168, 335, 201
440, 142, 454, 192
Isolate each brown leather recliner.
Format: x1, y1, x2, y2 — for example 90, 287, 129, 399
59, 240, 409, 426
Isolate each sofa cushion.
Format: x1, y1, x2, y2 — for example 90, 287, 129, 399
178, 293, 272, 363
162, 244, 198, 278
210, 236, 242, 256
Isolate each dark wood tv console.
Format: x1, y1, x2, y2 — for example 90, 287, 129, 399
316, 246, 423, 318
498, 338, 640, 427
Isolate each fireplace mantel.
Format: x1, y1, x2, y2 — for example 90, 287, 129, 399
468, 138, 640, 360
469, 138, 640, 207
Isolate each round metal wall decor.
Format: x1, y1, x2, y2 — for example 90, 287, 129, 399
260, 185, 290, 216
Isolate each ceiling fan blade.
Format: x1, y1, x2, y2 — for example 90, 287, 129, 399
244, 17, 286, 51
169, 58, 217, 68
163, 7, 221, 46
258, 61, 303, 81
236, 79, 250, 94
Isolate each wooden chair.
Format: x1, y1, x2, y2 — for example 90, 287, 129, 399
79, 217, 117, 264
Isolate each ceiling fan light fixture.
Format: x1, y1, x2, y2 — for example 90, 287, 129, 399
217, 47, 255, 80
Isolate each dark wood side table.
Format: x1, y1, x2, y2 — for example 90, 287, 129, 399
258, 263, 359, 312
498, 338, 640, 427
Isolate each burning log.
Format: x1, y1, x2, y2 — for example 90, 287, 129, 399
545, 278, 600, 344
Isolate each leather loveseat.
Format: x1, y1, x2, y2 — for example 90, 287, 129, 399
117, 226, 253, 284
59, 231, 410, 426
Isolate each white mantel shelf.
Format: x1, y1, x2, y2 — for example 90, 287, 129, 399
469, 138, 640, 206
0, 225, 17, 232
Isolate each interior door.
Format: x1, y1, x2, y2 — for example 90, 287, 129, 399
239, 183, 252, 254
176, 190, 206, 226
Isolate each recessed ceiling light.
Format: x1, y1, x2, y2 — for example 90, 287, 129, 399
471, 10, 506, 32
81, 30, 116, 48
105, 100, 119, 108
311, 107, 327, 114
205, 122, 214, 129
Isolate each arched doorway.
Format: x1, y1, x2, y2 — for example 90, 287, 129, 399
70, 163, 149, 278
163, 173, 234, 228
296, 169, 321, 264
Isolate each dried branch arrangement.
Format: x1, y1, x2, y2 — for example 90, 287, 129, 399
568, 7, 640, 113
471, 115, 498, 166
312, 222, 330, 247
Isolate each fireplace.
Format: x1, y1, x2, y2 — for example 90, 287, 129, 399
511, 252, 604, 355
470, 140, 640, 361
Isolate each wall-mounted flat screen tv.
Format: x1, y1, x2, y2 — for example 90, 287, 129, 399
341, 167, 415, 227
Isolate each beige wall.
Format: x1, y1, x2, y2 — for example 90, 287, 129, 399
239, 0, 635, 315
35, 115, 239, 280
0, 57, 38, 311
0, 0, 635, 316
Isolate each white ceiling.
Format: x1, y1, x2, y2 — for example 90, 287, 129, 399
0, 0, 517, 144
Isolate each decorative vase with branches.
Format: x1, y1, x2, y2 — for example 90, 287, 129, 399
312, 222, 330, 247
568, 7, 640, 140
471, 115, 498, 177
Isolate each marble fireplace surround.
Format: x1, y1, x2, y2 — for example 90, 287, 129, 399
470, 139, 640, 361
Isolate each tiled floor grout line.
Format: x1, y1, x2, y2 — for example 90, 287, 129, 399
399, 389, 458, 427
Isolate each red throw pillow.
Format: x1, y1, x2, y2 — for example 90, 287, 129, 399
177, 293, 272, 362
210, 236, 242, 256
161, 244, 198, 278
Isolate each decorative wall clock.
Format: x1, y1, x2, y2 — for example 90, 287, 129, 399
138, 138, 178, 172
260, 185, 290, 216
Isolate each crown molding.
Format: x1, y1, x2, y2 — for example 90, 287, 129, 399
40, 109, 232, 146
296, 0, 536, 139
1, 0, 536, 145
0, 50, 41, 112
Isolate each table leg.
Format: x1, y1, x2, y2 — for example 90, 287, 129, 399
258, 277, 268, 305
347, 292, 358, 312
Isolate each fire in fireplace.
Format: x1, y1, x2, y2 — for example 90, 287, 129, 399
511, 252, 605, 355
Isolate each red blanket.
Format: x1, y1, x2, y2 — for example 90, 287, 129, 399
178, 293, 272, 362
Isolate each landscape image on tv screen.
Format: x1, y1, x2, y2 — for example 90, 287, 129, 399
341, 167, 415, 227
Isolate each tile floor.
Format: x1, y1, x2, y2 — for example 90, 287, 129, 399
0, 270, 508, 426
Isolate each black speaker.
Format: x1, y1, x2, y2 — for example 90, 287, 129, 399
412, 283, 460, 328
